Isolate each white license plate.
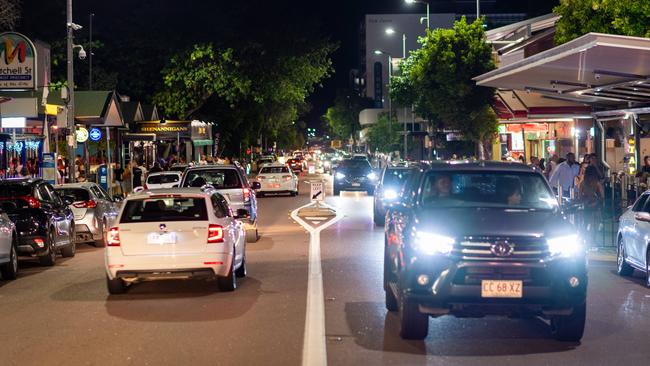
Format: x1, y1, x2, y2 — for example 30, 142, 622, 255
481, 280, 522, 298
351, 183, 361, 187
147, 232, 177, 245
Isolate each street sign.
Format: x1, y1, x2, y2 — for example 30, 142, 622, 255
310, 181, 324, 202
89, 127, 102, 141
76, 127, 89, 143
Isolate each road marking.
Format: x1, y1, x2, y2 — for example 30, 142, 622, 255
291, 201, 343, 366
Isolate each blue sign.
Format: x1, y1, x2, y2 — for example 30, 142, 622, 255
98, 164, 108, 191
89, 127, 102, 142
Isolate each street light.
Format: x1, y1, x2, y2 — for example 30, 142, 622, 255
385, 28, 396, 35
405, 0, 429, 29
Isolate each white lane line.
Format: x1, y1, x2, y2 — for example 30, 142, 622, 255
291, 201, 344, 366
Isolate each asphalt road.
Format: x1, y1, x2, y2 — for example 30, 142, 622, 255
1, 173, 650, 366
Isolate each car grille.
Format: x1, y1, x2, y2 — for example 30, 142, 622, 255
451, 236, 549, 261
452, 266, 550, 286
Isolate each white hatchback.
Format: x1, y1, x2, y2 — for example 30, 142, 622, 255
256, 163, 299, 196
145, 171, 182, 189
105, 188, 247, 294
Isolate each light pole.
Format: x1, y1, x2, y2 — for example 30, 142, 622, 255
66, 0, 86, 182
89, 13, 94, 90
405, 0, 429, 29
477, 0, 480, 19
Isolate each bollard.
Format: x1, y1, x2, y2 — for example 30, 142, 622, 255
557, 182, 563, 208
621, 174, 627, 207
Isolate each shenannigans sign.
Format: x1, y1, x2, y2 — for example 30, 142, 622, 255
0, 32, 37, 90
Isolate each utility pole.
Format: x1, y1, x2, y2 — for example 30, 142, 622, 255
66, 0, 76, 183
89, 13, 94, 90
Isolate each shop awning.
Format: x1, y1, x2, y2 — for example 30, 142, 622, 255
475, 33, 650, 107
192, 139, 213, 147
122, 133, 156, 142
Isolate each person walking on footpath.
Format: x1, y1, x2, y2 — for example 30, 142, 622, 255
578, 165, 604, 246
549, 152, 580, 197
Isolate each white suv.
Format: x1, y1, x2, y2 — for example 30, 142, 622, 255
105, 187, 247, 294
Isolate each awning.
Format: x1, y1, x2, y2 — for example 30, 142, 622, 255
122, 133, 156, 142
192, 139, 213, 147
475, 33, 650, 106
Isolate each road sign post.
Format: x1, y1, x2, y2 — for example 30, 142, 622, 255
310, 181, 324, 202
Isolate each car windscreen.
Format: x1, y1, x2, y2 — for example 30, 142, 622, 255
147, 174, 180, 184
120, 197, 208, 223
260, 166, 289, 174
183, 169, 242, 188
54, 188, 90, 202
382, 169, 412, 187
0, 184, 32, 197
338, 160, 371, 170
420, 171, 557, 210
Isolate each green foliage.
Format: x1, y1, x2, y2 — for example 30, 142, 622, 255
366, 113, 400, 153
554, 0, 650, 44
323, 89, 373, 143
391, 17, 498, 145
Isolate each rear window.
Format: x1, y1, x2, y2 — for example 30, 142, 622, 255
147, 174, 180, 184
260, 166, 289, 174
0, 184, 32, 197
183, 169, 242, 189
55, 188, 90, 202
120, 197, 208, 223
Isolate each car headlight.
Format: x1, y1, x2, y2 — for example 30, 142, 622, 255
335, 172, 346, 180
383, 189, 398, 200
546, 234, 582, 257
367, 172, 378, 180
324, 161, 331, 168
413, 231, 455, 255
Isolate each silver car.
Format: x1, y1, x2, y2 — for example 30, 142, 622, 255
0, 210, 17, 280
617, 191, 650, 286
55, 183, 121, 247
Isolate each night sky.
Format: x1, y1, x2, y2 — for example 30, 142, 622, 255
17, 0, 558, 130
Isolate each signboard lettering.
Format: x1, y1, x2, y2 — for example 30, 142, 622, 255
0, 32, 37, 90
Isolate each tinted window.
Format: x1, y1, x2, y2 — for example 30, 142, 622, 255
36, 185, 52, 202
0, 184, 32, 197
55, 188, 91, 202
382, 169, 412, 187
420, 171, 557, 210
211, 194, 230, 218
183, 169, 242, 188
147, 174, 181, 184
120, 197, 208, 223
338, 160, 371, 170
632, 194, 649, 212
260, 166, 290, 174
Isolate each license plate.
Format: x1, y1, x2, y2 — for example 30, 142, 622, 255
147, 232, 177, 245
481, 280, 522, 298
351, 183, 361, 187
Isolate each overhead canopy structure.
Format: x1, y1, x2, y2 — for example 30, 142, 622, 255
475, 33, 650, 107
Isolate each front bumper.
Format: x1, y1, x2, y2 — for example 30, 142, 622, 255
334, 179, 375, 191
398, 255, 588, 317
105, 250, 234, 280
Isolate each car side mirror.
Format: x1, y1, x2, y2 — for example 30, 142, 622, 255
635, 212, 650, 223
235, 208, 250, 219
112, 194, 124, 202
251, 182, 261, 190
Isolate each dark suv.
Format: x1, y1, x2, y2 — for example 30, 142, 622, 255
0, 179, 76, 266
384, 162, 587, 341
333, 158, 377, 195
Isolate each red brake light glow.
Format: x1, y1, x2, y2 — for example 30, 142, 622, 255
207, 224, 224, 243
73, 200, 97, 209
282, 175, 292, 181
243, 188, 251, 202
107, 227, 121, 246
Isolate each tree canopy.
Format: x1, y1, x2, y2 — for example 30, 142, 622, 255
366, 113, 400, 154
322, 89, 373, 145
554, 0, 650, 44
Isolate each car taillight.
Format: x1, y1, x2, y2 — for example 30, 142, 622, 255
25, 196, 40, 209
107, 227, 121, 246
257, 176, 266, 181
207, 224, 224, 243
243, 188, 251, 202
282, 175, 292, 181
73, 200, 97, 209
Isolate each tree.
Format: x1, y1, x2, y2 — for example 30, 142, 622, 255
0, 0, 20, 31
323, 89, 373, 145
390, 17, 498, 158
366, 113, 400, 153
554, 0, 650, 44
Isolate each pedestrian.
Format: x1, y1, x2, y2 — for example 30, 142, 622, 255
539, 158, 546, 172
114, 164, 125, 195
588, 153, 606, 183
149, 162, 163, 174
544, 154, 559, 179
528, 156, 540, 171
574, 162, 589, 193
122, 164, 132, 194
642, 156, 650, 175
132, 161, 145, 189
549, 152, 580, 195
578, 165, 604, 245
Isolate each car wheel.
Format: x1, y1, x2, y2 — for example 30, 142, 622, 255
617, 237, 634, 276
235, 253, 247, 278
94, 219, 107, 248
61, 225, 76, 258
106, 275, 127, 294
218, 255, 237, 292
246, 228, 259, 243
646, 250, 650, 288
399, 294, 429, 340
0, 241, 18, 280
551, 301, 586, 342
39, 230, 57, 266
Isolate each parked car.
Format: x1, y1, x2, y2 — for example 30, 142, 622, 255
105, 188, 248, 294
145, 171, 182, 189
287, 158, 303, 174
384, 162, 587, 341
0, 179, 76, 266
0, 210, 17, 280
55, 182, 121, 247
256, 163, 299, 197
180, 165, 261, 242
333, 158, 377, 196
373, 165, 416, 226
617, 190, 650, 286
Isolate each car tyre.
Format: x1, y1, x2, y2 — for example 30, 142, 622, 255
617, 237, 634, 276
61, 225, 76, 258
39, 230, 57, 266
106, 275, 127, 294
551, 301, 586, 342
94, 220, 107, 248
218, 255, 237, 292
399, 294, 429, 340
646, 250, 650, 288
246, 228, 259, 243
235, 253, 247, 278
0, 241, 18, 280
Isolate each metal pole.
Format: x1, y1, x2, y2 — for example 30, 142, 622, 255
477, 0, 480, 19
426, 2, 430, 29
388, 55, 392, 134
402, 34, 406, 59
66, 0, 75, 183
106, 126, 111, 195
89, 13, 93, 90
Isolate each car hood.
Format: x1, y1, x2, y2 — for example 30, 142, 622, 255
414, 207, 573, 238
336, 168, 371, 177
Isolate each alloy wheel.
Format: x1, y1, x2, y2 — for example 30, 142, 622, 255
10, 245, 17, 274
617, 240, 625, 272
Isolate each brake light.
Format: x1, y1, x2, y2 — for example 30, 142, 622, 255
207, 224, 224, 243
144, 184, 148, 190
243, 188, 251, 202
73, 200, 97, 209
107, 227, 121, 246
282, 175, 292, 181
16, 196, 40, 209
257, 176, 266, 181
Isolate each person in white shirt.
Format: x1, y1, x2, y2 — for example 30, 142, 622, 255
549, 152, 580, 195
